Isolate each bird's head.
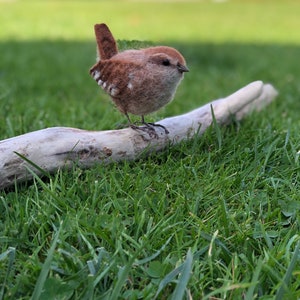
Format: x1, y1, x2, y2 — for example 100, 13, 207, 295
145, 46, 189, 78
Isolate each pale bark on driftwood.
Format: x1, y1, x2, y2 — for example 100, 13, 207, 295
0, 81, 278, 189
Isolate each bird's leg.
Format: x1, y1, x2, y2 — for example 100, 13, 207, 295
125, 112, 133, 124
125, 113, 136, 128
125, 113, 142, 130
141, 116, 169, 134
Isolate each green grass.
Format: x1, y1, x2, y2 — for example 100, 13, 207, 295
1, 0, 300, 299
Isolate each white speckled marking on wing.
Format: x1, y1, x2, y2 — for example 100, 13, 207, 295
110, 87, 119, 97
106, 84, 118, 97
93, 70, 101, 80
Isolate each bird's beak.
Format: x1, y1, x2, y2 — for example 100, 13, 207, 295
177, 63, 189, 73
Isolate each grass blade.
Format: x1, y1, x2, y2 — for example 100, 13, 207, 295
109, 242, 140, 299
154, 264, 184, 299
171, 248, 193, 300
134, 235, 173, 265
244, 257, 263, 300
155, 249, 193, 300
109, 262, 132, 299
210, 104, 222, 149
0, 247, 16, 300
31, 223, 62, 300
14, 151, 50, 178
275, 240, 300, 300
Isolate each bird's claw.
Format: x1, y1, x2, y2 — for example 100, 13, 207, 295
130, 122, 169, 138
143, 122, 169, 134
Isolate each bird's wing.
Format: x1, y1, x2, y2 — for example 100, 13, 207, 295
90, 60, 141, 98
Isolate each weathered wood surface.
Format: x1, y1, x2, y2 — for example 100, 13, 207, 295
0, 81, 278, 189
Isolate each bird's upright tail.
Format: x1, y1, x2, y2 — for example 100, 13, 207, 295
94, 23, 118, 60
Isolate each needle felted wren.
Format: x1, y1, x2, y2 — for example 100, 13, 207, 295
89, 23, 189, 133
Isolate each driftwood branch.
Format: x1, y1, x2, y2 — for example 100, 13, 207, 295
0, 81, 278, 189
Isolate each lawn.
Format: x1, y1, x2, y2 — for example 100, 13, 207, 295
0, 0, 300, 299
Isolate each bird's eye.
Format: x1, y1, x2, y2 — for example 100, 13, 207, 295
162, 59, 170, 66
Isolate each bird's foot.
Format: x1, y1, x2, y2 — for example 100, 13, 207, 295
129, 124, 158, 137
129, 122, 169, 138
143, 122, 169, 134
